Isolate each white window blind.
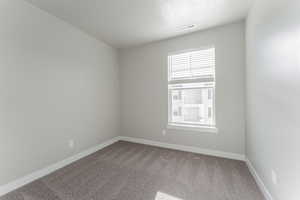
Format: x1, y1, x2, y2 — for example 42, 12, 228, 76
168, 48, 215, 81
168, 48, 216, 130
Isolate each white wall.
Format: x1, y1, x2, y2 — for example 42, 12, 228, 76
246, 0, 300, 199
0, 0, 119, 185
119, 22, 246, 155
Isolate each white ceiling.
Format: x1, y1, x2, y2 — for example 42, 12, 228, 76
24, 0, 253, 48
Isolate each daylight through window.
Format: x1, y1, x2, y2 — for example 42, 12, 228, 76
168, 48, 216, 129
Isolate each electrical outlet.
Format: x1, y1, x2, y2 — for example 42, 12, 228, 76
162, 129, 166, 136
68, 139, 75, 149
271, 169, 277, 185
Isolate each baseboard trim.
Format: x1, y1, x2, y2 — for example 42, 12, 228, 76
245, 158, 274, 200
0, 136, 120, 197
0, 135, 246, 197
119, 136, 245, 161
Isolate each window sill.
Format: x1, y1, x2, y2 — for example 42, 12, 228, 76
167, 124, 218, 133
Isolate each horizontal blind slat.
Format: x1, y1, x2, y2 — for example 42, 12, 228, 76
169, 48, 215, 80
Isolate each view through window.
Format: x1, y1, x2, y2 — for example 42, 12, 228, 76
168, 48, 216, 129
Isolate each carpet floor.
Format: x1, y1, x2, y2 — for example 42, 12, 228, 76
1, 141, 265, 200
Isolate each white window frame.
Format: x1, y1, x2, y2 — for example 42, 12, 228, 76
167, 47, 218, 133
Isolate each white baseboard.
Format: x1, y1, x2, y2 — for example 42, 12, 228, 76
119, 136, 245, 161
0, 136, 120, 197
246, 158, 274, 200
0, 135, 247, 197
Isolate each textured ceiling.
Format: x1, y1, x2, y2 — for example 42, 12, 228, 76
25, 0, 253, 48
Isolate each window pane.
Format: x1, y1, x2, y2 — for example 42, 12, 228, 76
183, 89, 202, 104
183, 107, 201, 122
169, 84, 214, 126
168, 48, 216, 129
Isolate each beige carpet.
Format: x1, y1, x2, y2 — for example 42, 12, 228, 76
1, 141, 265, 200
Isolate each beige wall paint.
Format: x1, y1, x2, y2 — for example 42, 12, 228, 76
119, 22, 246, 155
0, 0, 119, 185
246, 0, 300, 199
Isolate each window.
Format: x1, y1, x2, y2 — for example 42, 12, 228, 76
168, 48, 216, 132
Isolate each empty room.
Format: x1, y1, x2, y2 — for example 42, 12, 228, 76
0, 0, 299, 200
